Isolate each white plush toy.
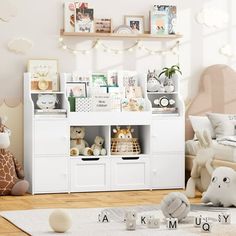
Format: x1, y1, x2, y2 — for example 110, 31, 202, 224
185, 130, 215, 198
36, 94, 58, 110
70, 127, 93, 156
202, 167, 236, 207
91, 136, 106, 156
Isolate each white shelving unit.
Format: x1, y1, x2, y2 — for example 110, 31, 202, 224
147, 75, 185, 189
24, 73, 153, 194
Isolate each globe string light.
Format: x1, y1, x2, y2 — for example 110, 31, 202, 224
58, 37, 180, 56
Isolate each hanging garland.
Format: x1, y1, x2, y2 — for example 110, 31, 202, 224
58, 37, 180, 55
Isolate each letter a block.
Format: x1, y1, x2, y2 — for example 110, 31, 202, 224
98, 211, 110, 223
166, 218, 178, 230
218, 212, 231, 224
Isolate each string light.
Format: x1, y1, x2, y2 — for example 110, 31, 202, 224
58, 37, 180, 56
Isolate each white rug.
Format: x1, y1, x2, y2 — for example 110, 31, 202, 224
1, 205, 236, 236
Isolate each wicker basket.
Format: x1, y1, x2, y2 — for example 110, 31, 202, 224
111, 138, 141, 155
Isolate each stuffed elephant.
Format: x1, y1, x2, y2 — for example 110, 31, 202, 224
0, 117, 29, 196
185, 130, 215, 198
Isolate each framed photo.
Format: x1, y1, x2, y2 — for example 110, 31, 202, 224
124, 15, 144, 34
66, 82, 87, 98
95, 18, 112, 33
28, 59, 59, 91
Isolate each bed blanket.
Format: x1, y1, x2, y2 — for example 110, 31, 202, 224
217, 136, 236, 147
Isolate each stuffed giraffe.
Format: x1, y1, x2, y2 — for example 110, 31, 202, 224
0, 117, 29, 196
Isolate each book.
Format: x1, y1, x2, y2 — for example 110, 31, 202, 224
150, 6, 168, 35
151, 5, 177, 35
75, 3, 94, 33
64, 2, 76, 32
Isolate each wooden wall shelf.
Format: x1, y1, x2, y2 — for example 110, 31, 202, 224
60, 29, 182, 40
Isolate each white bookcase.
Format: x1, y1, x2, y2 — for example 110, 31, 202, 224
24, 72, 184, 194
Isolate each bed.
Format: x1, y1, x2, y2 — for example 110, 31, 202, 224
185, 64, 236, 172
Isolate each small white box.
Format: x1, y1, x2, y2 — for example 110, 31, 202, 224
147, 215, 160, 228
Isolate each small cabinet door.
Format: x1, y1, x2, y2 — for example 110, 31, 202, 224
34, 157, 68, 193
34, 120, 69, 155
70, 158, 110, 192
151, 118, 184, 153
150, 154, 185, 189
111, 157, 150, 191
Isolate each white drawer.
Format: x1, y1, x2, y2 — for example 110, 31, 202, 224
150, 154, 185, 189
110, 157, 150, 190
34, 157, 68, 193
151, 119, 184, 153
70, 158, 110, 192
34, 120, 69, 155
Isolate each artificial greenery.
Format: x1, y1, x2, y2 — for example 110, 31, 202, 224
158, 65, 182, 79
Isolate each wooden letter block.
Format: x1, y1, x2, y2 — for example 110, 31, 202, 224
201, 221, 212, 233
125, 210, 137, 230
218, 212, 231, 224
194, 215, 208, 228
140, 215, 147, 225
147, 216, 160, 228
166, 218, 178, 230
98, 211, 110, 223
126, 219, 136, 230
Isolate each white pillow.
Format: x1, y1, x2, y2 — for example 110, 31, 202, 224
189, 115, 215, 139
207, 113, 236, 138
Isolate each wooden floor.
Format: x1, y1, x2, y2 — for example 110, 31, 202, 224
0, 190, 201, 235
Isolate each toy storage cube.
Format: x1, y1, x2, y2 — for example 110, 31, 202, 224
110, 157, 150, 190
70, 158, 110, 192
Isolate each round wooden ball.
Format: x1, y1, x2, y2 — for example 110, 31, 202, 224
49, 209, 72, 233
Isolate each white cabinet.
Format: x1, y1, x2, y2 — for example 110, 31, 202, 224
151, 118, 184, 153
34, 120, 69, 156
34, 157, 68, 193
111, 157, 150, 190
70, 158, 110, 192
150, 155, 185, 189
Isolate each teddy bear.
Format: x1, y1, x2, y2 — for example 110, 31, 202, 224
0, 117, 29, 196
70, 126, 93, 156
91, 136, 106, 156
185, 130, 215, 198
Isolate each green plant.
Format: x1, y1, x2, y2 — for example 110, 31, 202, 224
158, 65, 182, 79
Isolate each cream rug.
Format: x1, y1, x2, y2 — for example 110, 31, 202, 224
1, 205, 236, 236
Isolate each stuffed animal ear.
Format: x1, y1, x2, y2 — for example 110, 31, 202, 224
195, 131, 207, 148
203, 130, 212, 147
113, 129, 117, 133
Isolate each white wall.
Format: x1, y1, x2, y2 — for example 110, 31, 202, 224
0, 0, 235, 163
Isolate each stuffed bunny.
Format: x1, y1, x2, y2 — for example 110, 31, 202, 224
185, 130, 215, 198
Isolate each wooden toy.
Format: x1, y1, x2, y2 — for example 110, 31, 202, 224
201, 220, 212, 233
194, 215, 208, 228
140, 215, 147, 225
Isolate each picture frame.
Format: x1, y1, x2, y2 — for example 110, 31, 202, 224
124, 15, 144, 34
66, 82, 87, 98
95, 18, 112, 33
107, 70, 119, 87
28, 59, 59, 91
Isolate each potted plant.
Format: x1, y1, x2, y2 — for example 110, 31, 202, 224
158, 65, 182, 93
